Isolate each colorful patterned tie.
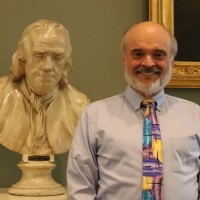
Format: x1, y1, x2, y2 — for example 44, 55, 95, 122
142, 99, 163, 200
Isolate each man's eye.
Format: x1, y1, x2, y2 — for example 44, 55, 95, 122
131, 51, 144, 59
153, 52, 166, 60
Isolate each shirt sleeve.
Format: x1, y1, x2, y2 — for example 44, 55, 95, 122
67, 106, 98, 200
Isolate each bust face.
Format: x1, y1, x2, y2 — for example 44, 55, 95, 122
24, 29, 68, 95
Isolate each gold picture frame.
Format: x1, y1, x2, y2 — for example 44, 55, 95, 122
149, 0, 200, 88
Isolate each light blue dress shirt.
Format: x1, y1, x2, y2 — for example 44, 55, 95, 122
67, 85, 200, 200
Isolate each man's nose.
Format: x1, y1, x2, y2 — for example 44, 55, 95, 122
42, 56, 54, 71
141, 55, 155, 67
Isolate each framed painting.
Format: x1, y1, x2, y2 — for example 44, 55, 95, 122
149, 0, 200, 88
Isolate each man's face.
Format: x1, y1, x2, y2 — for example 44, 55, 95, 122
25, 29, 68, 95
123, 23, 174, 97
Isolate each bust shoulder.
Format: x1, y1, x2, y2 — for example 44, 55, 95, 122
64, 84, 90, 108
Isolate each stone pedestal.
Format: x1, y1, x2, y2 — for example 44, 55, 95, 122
8, 156, 66, 196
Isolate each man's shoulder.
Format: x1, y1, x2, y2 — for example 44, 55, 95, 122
85, 92, 124, 112
165, 94, 200, 109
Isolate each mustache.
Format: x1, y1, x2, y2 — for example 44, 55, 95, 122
135, 66, 162, 74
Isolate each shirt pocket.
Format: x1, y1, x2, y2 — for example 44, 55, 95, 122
170, 136, 200, 174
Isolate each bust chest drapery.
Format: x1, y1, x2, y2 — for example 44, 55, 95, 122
0, 76, 89, 155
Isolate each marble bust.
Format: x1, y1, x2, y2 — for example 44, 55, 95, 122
0, 19, 89, 155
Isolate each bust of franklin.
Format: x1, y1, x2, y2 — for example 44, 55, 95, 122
0, 19, 89, 155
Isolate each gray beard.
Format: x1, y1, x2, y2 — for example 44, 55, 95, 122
124, 67, 172, 96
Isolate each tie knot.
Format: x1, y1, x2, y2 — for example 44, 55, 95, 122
141, 99, 156, 107
141, 99, 157, 117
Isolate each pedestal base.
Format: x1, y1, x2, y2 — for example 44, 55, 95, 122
8, 161, 66, 196
0, 188, 68, 200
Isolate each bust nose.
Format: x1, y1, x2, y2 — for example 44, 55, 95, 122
42, 56, 54, 71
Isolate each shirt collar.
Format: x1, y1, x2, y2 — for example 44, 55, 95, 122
124, 85, 165, 111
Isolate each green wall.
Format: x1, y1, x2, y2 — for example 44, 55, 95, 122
0, 0, 147, 187
0, 0, 199, 188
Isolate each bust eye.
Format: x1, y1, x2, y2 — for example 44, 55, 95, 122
53, 54, 63, 61
34, 53, 45, 60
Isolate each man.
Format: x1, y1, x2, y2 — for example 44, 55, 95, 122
67, 21, 200, 200
0, 19, 89, 155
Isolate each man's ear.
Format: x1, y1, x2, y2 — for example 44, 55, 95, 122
170, 58, 174, 67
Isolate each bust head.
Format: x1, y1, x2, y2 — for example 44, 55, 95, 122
10, 19, 72, 95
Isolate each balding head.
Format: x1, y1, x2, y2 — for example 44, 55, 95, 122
121, 21, 177, 97
121, 21, 178, 58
